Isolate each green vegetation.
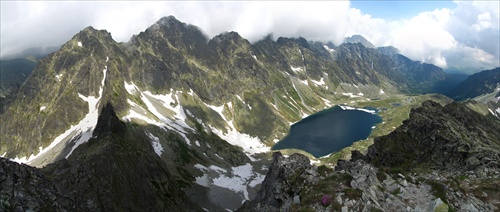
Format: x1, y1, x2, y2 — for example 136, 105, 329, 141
342, 188, 363, 200
427, 179, 448, 204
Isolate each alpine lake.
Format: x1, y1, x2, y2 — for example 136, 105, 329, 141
272, 105, 382, 158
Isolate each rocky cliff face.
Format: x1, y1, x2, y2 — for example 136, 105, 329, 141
244, 101, 500, 211
1, 103, 201, 211
0, 157, 73, 211
239, 152, 316, 211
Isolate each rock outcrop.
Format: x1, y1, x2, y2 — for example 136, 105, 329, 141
239, 152, 316, 211
0, 158, 72, 211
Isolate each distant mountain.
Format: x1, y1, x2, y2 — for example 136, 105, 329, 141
447, 67, 500, 101
1, 46, 60, 61
344, 35, 376, 48
0, 59, 36, 112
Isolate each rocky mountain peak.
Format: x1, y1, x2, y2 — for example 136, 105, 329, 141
209, 31, 247, 46
146, 15, 205, 39
344, 34, 375, 48
70, 26, 114, 48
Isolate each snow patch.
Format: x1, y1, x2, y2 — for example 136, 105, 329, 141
77, 41, 82, 47
236, 95, 252, 110
342, 92, 364, 98
252, 55, 257, 60
291, 66, 304, 72
205, 102, 269, 156
195, 140, 200, 147
380, 89, 385, 94
146, 132, 163, 156
320, 97, 332, 107
323, 45, 335, 52
339, 105, 376, 114
141, 91, 194, 140
215, 154, 223, 160
194, 163, 265, 201
489, 108, 500, 119
311, 78, 325, 86
210, 125, 269, 157
40, 106, 46, 111
55, 74, 63, 81
122, 109, 160, 125
299, 79, 309, 85
124, 81, 139, 94
66, 65, 107, 157
124, 86, 194, 146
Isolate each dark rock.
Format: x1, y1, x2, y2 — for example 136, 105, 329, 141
238, 152, 315, 211
0, 158, 73, 211
350, 150, 368, 162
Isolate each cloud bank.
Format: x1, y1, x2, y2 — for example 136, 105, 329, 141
1, 1, 498, 72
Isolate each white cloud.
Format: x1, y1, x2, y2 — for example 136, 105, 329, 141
389, 8, 456, 67
1, 1, 498, 72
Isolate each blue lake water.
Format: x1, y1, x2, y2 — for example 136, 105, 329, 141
272, 106, 382, 158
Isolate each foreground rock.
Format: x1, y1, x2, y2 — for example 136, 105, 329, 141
239, 152, 317, 211
0, 158, 72, 211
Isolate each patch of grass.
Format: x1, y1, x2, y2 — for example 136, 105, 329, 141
416, 176, 426, 184
376, 171, 387, 182
343, 188, 362, 200
405, 175, 414, 183
370, 207, 384, 212
427, 179, 448, 204
454, 175, 467, 181
317, 165, 334, 176
297, 207, 316, 212
331, 201, 342, 211
390, 187, 401, 196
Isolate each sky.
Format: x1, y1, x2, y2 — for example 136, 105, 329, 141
1, 1, 499, 73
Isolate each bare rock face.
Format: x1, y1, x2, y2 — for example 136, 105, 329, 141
239, 152, 317, 211
0, 158, 72, 211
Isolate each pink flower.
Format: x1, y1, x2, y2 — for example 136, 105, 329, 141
321, 195, 332, 206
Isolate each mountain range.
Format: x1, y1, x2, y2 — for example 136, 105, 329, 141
1, 16, 499, 211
